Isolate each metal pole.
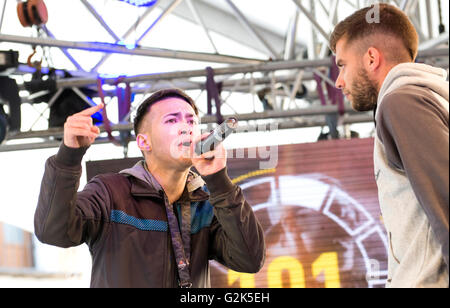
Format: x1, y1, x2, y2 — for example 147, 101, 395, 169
0, 33, 263, 65
186, 0, 219, 54
400, 0, 410, 11
80, 0, 121, 42
56, 57, 333, 88
93, 71, 317, 96
292, 0, 330, 45
418, 33, 449, 51
284, 10, 300, 60
50, 47, 449, 89
424, 0, 434, 39
4, 106, 367, 141
91, 4, 160, 72
0, 0, 7, 33
225, 0, 278, 59
0, 112, 375, 152
136, 0, 184, 43
41, 26, 86, 72
319, 0, 339, 58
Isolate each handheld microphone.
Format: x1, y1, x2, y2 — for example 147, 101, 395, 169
195, 117, 238, 155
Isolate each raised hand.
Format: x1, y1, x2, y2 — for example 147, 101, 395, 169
63, 104, 104, 149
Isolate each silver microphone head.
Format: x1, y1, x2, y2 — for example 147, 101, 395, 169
195, 117, 239, 155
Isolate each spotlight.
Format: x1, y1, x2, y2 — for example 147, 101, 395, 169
257, 84, 308, 111
0, 50, 20, 140
0, 75, 22, 142
0, 50, 19, 74
48, 88, 102, 128
0, 106, 7, 144
23, 69, 102, 128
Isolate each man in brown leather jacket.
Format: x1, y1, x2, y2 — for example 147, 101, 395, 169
34, 88, 266, 288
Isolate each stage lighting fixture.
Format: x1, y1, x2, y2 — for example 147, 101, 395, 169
0, 76, 21, 138
0, 51, 20, 142
117, 0, 158, 7
0, 107, 7, 144
23, 69, 102, 128
48, 88, 102, 128
257, 84, 308, 111
0, 50, 19, 74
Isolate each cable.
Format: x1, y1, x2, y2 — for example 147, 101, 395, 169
438, 0, 445, 34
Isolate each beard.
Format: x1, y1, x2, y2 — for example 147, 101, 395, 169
348, 68, 379, 112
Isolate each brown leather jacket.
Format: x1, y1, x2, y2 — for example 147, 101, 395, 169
34, 144, 265, 288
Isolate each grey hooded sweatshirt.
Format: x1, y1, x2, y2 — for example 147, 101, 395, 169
374, 63, 449, 288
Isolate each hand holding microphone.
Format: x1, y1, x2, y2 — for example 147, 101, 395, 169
191, 117, 238, 176
195, 117, 238, 155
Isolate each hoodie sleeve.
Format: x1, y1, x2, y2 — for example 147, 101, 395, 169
202, 167, 266, 273
376, 87, 449, 269
34, 143, 111, 248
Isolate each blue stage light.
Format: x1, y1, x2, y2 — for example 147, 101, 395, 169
118, 0, 158, 7
117, 40, 137, 50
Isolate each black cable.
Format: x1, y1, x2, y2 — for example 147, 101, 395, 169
438, 0, 445, 34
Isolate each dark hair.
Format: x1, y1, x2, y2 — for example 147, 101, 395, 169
330, 3, 419, 61
133, 88, 199, 134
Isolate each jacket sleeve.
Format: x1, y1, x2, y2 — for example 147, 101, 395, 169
34, 143, 111, 249
377, 90, 449, 269
203, 167, 266, 273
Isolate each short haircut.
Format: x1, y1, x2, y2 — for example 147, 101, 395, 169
133, 88, 199, 135
330, 3, 419, 62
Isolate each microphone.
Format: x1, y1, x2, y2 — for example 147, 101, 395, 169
195, 117, 238, 155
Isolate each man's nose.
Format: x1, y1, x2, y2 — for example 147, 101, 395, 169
335, 73, 344, 90
180, 130, 192, 135
179, 125, 193, 136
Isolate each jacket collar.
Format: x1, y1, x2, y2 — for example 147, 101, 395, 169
120, 160, 209, 202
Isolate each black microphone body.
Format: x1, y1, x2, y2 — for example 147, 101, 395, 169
195, 117, 238, 155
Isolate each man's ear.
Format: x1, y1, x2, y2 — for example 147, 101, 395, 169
136, 133, 152, 152
364, 47, 382, 72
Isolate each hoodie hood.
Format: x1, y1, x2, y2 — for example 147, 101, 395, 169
378, 63, 449, 114
119, 160, 206, 195
120, 160, 162, 191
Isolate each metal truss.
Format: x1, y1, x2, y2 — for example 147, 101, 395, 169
0, 0, 448, 152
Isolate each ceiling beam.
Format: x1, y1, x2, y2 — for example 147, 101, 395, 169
156, 0, 306, 58
0, 33, 263, 65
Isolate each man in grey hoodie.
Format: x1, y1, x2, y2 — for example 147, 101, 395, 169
330, 4, 448, 287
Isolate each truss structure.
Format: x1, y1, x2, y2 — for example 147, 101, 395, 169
0, 0, 448, 152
